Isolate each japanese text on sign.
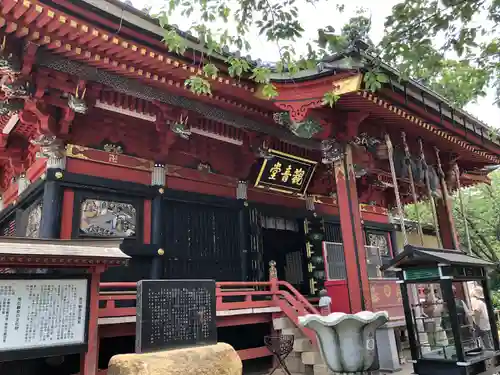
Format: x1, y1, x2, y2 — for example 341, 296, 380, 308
255, 149, 317, 194
136, 280, 217, 353
0, 279, 88, 352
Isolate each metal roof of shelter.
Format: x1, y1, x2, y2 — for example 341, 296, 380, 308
0, 237, 130, 266
383, 244, 495, 271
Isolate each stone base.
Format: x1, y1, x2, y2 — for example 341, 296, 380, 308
107, 342, 242, 375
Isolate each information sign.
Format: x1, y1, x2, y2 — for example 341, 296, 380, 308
0, 278, 89, 361
136, 279, 217, 353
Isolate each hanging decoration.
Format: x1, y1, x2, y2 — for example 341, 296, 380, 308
255, 139, 274, 160
412, 156, 425, 184
392, 147, 408, 179
0, 99, 24, 116
454, 164, 472, 253
321, 139, 342, 164
353, 164, 368, 178
418, 139, 442, 248
353, 132, 380, 154
273, 112, 323, 139
170, 113, 191, 140
435, 146, 458, 249
0, 37, 21, 78
197, 162, 213, 173
68, 86, 88, 114
374, 143, 389, 160
401, 131, 424, 245
428, 166, 441, 198
385, 133, 408, 245
1, 79, 31, 99
103, 143, 124, 154
30, 134, 65, 158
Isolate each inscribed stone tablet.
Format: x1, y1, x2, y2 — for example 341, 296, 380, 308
0, 279, 88, 353
135, 280, 217, 353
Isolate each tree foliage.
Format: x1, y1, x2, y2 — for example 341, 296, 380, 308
146, 0, 499, 112
404, 170, 500, 265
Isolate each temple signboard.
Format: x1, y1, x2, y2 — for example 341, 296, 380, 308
369, 280, 404, 319
0, 277, 90, 361
135, 279, 217, 353
254, 149, 317, 195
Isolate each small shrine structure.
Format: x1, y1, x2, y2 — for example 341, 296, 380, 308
385, 244, 500, 375
0, 237, 129, 375
0, 0, 498, 374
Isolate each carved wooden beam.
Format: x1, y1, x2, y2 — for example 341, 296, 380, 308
20, 99, 56, 135
21, 42, 38, 76
338, 112, 369, 141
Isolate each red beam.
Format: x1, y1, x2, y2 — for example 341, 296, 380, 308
237, 346, 272, 361
60, 189, 75, 239
143, 200, 151, 244
217, 314, 272, 327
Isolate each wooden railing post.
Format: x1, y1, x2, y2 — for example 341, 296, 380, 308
269, 260, 278, 301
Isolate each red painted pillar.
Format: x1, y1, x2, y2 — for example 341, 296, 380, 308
334, 144, 371, 313
81, 266, 104, 375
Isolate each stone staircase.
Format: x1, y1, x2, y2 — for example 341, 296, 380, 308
273, 316, 330, 375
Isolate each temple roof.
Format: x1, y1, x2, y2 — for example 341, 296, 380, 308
56, 0, 498, 148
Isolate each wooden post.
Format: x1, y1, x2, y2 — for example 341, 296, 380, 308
39, 178, 63, 238
237, 182, 249, 281
150, 163, 166, 279
39, 137, 66, 239
434, 149, 459, 250
150, 192, 165, 279
81, 266, 104, 375
269, 260, 278, 301
334, 144, 371, 313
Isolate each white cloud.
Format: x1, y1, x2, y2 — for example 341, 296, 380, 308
132, 0, 499, 127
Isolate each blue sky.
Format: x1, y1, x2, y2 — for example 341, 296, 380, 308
132, 0, 499, 128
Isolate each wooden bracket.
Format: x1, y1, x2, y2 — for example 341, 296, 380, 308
19, 99, 56, 135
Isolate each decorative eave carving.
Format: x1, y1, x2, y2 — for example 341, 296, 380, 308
270, 73, 363, 122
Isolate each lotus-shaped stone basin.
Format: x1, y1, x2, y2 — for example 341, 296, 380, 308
299, 311, 389, 374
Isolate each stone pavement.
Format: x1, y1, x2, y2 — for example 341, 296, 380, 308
381, 363, 413, 375
246, 363, 415, 375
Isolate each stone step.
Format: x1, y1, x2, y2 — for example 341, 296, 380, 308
293, 338, 313, 352
284, 356, 309, 373
266, 370, 312, 375
301, 351, 323, 366
313, 364, 331, 375
273, 317, 295, 330
281, 327, 303, 337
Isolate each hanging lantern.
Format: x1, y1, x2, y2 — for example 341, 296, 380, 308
67, 86, 88, 114
170, 113, 191, 140
0, 99, 24, 116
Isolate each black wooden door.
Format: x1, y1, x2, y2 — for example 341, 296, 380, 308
163, 200, 242, 281
248, 208, 265, 282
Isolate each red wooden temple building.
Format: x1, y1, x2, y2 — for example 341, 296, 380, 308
0, 0, 499, 374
